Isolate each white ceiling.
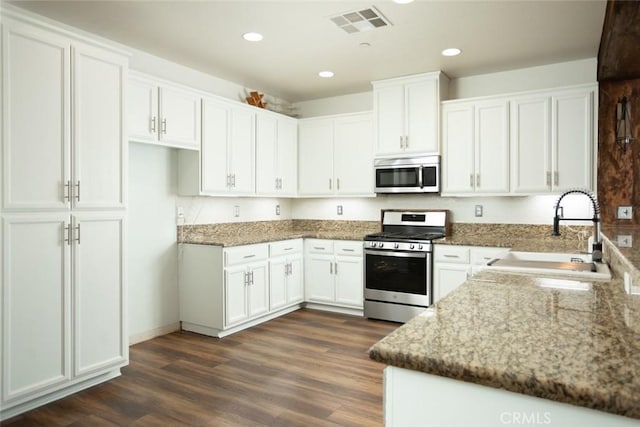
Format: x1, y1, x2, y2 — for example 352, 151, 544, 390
8, 0, 607, 102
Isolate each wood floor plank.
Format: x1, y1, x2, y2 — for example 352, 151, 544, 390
3, 309, 399, 426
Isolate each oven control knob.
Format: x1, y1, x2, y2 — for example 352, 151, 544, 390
394, 243, 399, 249
370, 242, 377, 248
379, 243, 384, 248
410, 244, 415, 249
418, 244, 423, 250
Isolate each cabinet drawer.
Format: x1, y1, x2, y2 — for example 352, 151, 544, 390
335, 241, 363, 257
225, 243, 269, 266
471, 247, 510, 265
306, 239, 334, 254
434, 246, 470, 264
270, 239, 303, 257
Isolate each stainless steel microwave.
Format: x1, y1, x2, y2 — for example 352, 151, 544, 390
374, 155, 440, 194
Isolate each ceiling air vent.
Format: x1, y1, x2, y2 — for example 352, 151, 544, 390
330, 7, 392, 34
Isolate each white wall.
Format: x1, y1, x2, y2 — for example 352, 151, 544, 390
294, 92, 373, 118
128, 143, 180, 342
292, 194, 594, 225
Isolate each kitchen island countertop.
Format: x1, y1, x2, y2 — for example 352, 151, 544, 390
369, 269, 640, 420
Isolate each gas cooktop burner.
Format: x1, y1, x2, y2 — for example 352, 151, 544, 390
365, 231, 445, 242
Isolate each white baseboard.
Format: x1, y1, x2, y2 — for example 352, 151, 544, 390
129, 322, 181, 345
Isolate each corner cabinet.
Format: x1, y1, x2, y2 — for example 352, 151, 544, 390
511, 85, 596, 194
433, 245, 509, 303
373, 72, 448, 157
1, 11, 127, 420
304, 239, 364, 312
128, 72, 201, 150
298, 112, 374, 197
179, 240, 304, 338
178, 97, 256, 196
256, 110, 298, 196
441, 99, 510, 195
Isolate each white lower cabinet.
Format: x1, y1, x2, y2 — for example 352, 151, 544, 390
179, 239, 303, 338
433, 245, 509, 303
1, 212, 126, 419
304, 239, 364, 311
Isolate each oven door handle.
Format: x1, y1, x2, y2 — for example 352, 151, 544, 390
418, 166, 424, 189
364, 249, 427, 258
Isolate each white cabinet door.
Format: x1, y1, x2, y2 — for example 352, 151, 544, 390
335, 256, 363, 308
2, 214, 71, 402
305, 255, 335, 302
277, 117, 298, 196
442, 104, 474, 194
2, 21, 70, 210
287, 256, 304, 304
269, 257, 288, 311
433, 264, 470, 303
475, 100, 510, 193
158, 85, 201, 149
128, 77, 158, 144
201, 98, 230, 194
511, 96, 551, 193
247, 262, 269, 318
72, 212, 125, 376
256, 113, 278, 195
225, 266, 249, 327
374, 85, 405, 156
334, 113, 374, 196
229, 107, 255, 194
298, 119, 334, 195
72, 44, 126, 210
553, 89, 594, 191
405, 79, 438, 154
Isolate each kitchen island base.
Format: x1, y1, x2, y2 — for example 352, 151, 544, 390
384, 366, 639, 427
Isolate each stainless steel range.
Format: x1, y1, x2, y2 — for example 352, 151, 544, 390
364, 210, 448, 323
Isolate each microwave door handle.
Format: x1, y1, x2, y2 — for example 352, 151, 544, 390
418, 166, 424, 188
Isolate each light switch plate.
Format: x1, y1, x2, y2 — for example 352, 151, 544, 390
474, 205, 483, 217
275, 205, 280, 216
617, 206, 633, 220
337, 205, 343, 215
617, 235, 633, 248
234, 205, 240, 217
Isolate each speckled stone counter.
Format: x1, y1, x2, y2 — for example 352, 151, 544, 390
370, 270, 640, 420
178, 219, 380, 246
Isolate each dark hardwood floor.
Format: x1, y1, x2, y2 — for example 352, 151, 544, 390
4, 309, 399, 426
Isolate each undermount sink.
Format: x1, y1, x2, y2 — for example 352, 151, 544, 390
486, 251, 611, 281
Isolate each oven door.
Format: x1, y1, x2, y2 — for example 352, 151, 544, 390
364, 248, 431, 306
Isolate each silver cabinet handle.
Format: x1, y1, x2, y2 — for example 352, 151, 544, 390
342, 248, 355, 252
64, 180, 71, 202
476, 174, 480, 188
151, 116, 157, 133
75, 224, 81, 245
334, 262, 338, 275
161, 118, 167, 134
330, 262, 333, 274
243, 254, 256, 259
546, 172, 551, 186
399, 135, 403, 148
244, 272, 249, 286
337, 178, 340, 191
232, 174, 236, 188
313, 246, 325, 250
75, 181, 80, 202
443, 254, 460, 258
554, 171, 559, 186
329, 178, 332, 190
405, 135, 409, 148
470, 174, 474, 187
64, 224, 71, 245
250, 271, 254, 285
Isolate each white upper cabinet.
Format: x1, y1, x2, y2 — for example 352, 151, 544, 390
442, 99, 510, 195
298, 112, 374, 197
256, 110, 297, 196
373, 72, 448, 157
511, 84, 595, 194
178, 96, 255, 196
128, 72, 201, 150
2, 19, 126, 211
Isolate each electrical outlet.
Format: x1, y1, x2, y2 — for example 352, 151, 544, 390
617, 235, 633, 248
617, 206, 633, 220
176, 206, 185, 225
275, 204, 280, 216
474, 205, 483, 217
337, 205, 343, 215
234, 205, 240, 217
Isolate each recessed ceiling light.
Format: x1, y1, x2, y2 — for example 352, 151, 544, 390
392, 0, 414, 4
318, 70, 334, 78
441, 48, 462, 57
242, 32, 263, 42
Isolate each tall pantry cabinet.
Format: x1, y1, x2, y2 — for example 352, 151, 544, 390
1, 9, 128, 420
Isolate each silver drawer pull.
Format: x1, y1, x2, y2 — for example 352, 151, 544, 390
342, 249, 355, 252
313, 247, 325, 250
444, 254, 460, 258
243, 254, 256, 259
284, 247, 294, 251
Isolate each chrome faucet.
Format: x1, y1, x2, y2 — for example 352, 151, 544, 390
552, 189, 602, 262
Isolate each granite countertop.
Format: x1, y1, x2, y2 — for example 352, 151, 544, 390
369, 270, 640, 420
